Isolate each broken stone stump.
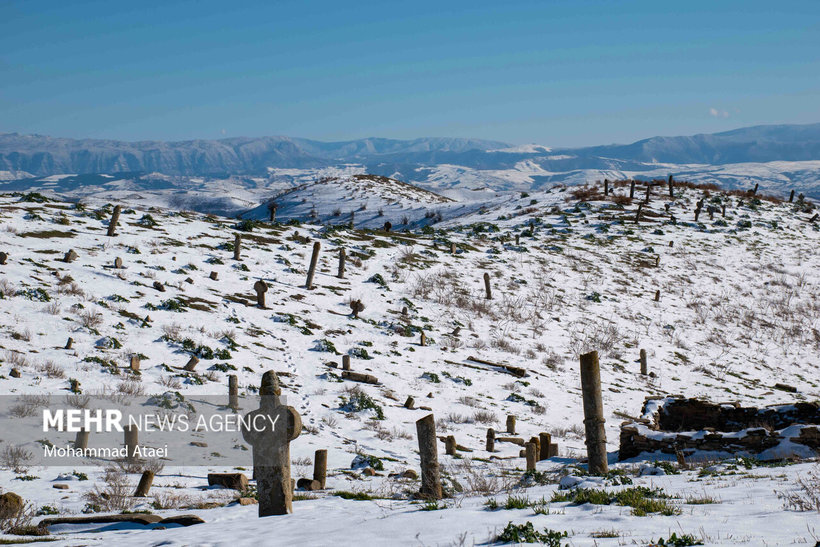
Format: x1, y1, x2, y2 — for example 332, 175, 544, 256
64, 249, 78, 263
124, 425, 138, 460
65, 337, 74, 350
0, 252, 7, 265
184, 355, 199, 371
342, 354, 351, 371
640, 349, 648, 375
207, 473, 249, 491
420, 331, 426, 346
404, 396, 415, 410
296, 478, 321, 491
153, 280, 165, 292
415, 414, 442, 499
313, 449, 327, 489
114, 257, 123, 269
445, 435, 457, 456
130, 354, 140, 372
75, 428, 89, 450
506, 414, 516, 435
483, 272, 492, 299
539, 432, 552, 460
134, 470, 154, 497
525, 442, 537, 471
210, 271, 218, 281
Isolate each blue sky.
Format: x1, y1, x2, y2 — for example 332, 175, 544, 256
1, 0, 818, 147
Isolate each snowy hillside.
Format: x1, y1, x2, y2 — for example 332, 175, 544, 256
1, 181, 819, 545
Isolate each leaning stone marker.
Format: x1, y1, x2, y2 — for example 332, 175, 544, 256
305, 241, 321, 289
241, 371, 302, 516
313, 449, 327, 489
107, 205, 121, 237
134, 470, 154, 497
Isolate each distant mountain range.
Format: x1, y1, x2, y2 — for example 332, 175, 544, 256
2, 123, 820, 178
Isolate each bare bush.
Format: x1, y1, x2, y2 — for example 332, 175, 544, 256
83, 468, 134, 512
776, 466, 820, 512
1, 444, 34, 473
37, 360, 65, 379
78, 309, 103, 329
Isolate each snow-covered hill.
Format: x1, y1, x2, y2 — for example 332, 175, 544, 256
1, 182, 818, 545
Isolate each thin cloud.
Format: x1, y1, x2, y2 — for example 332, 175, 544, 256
709, 107, 730, 118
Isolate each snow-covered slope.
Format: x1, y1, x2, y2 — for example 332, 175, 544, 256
1, 183, 818, 545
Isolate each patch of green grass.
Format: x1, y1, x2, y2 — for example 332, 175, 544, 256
496, 521, 567, 545
334, 491, 375, 501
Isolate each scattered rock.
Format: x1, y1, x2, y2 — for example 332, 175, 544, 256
207, 473, 249, 491
39, 513, 162, 527
0, 492, 23, 518
401, 469, 418, 479
53, 484, 69, 490
238, 497, 258, 505
190, 441, 208, 448
153, 281, 165, 292
158, 514, 205, 527
9, 368, 21, 378
362, 467, 376, 477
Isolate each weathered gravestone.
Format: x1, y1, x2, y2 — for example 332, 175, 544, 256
254, 280, 268, 308
241, 371, 302, 516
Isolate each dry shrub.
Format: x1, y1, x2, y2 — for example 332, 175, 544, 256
37, 360, 65, 379
83, 468, 134, 512
1, 445, 34, 473
777, 466, 820, 512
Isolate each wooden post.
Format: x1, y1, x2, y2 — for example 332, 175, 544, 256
450, 242, 456, 255
721, 203, 726, 216
654, 290, 660, 302
629, 179, 635, 199
639, 349, 647, 375
314, 449, 327, 489
635, 203, 643, 224
506, 414, 516, 435
445, 435, 457, 456
579, 351, 608, 475
134, 470, 154, 497
603, 179, 609, 196
486, 428, 495, 452
752, 183, 759, 196
515, 234, 520, 245
342, 355, 351, 371
645, 182, 651, 203
539, 432, 551, 461
306, 241, 320, 289
694, 206, 701, 222
268, 203, 277, 222
415, 414, 442, 499
107, 205, 121, 237
75, 428, 89, 450
337, 248, 345, 279
130, 354, 140, 372
668, 175, 674, 198
234, 234, 242, 261
229, 374, 239, 411
525, 442, 537, 471
124, 425, 138, 460
483, 272, 492, 300
789, 189, 795, 203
